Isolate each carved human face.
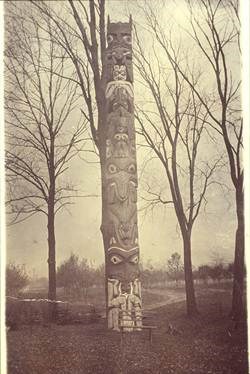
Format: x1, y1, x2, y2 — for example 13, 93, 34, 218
107, 246, 139, 283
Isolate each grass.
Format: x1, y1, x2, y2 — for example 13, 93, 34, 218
6, 289, 248, 374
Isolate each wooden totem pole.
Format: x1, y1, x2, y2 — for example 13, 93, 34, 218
102, 16, 142, 331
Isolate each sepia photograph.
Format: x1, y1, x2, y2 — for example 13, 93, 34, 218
1, 0, 248, 373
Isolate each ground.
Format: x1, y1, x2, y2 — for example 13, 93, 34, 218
6, 287, 248, 374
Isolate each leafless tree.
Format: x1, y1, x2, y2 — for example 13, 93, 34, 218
134, 0, 243, 320
5, 3, 89, 309
29, 0, 111, 317
133, 13, 224, 315
31, 0, 106, 151
180, 0, 243, 321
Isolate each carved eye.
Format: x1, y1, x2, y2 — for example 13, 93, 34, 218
128, 164, 136, 173
107, 34, 113, 44
114, 134, 122, 141
110, 255, 122, 264
108, 164, 118, 174
123, 35, 131, 44
129, 255, 139, 264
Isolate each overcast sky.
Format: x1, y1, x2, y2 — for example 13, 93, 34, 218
5, 0, 241, 277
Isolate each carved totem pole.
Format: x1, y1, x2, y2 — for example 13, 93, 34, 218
102, 16, 142, 331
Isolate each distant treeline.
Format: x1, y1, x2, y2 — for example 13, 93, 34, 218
7, 252, 242, 299
140, 263, 236, 288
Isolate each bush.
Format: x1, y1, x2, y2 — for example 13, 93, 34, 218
57, 254, 95, 301
6, 263, 29, 296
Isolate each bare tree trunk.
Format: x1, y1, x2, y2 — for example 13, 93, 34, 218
183, 233, 198, 316
48, 206, 56, 301
48, 139, 56, 320
47, 200, 57, 320
231, 185, 244, 320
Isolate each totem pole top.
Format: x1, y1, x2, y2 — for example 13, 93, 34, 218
107, 15, 132, 30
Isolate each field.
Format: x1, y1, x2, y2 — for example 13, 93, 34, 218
6, 287, 248, 374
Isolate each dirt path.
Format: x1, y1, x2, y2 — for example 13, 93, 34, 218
143, 288, 186, 311
100, 287, 230, 317
143, 287, 230, 311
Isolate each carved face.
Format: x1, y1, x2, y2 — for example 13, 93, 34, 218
107, 22, 132, 48
107, 33, 132, 47
113, 133, 129, 158
106, 131, 129, 159
107, 246, 139, 283
110, 117, 130, 158
106, 158, 137, 202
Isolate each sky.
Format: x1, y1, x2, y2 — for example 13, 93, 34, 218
4, 0, 243, 278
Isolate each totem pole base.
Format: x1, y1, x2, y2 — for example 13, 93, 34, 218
108, 278, 142, 331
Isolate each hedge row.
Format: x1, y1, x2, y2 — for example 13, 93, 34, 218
6, 296, 101, 329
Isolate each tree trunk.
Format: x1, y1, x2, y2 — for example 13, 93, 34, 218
183, 233, 198, 316
100, 159, 109, 327
48, 210, 56, 300
47, 189, 56, 320
231, 185, 245, 321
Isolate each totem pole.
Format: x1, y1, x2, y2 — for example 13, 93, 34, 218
102, 16, 142, 331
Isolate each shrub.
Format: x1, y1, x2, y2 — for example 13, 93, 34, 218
57, 254, 95, 301
6, 263, 29, 296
